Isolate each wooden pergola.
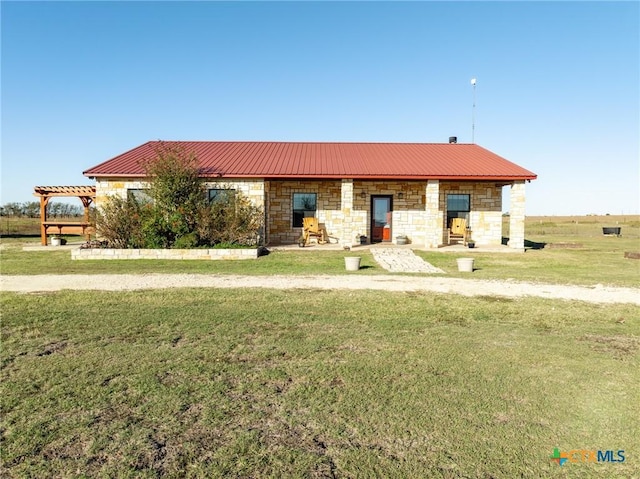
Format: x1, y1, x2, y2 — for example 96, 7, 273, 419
33, 186, 96, 246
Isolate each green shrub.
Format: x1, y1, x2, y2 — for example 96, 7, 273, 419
96, 196, 146, 248
197, 191, 263, 246
172, 232, 199, 249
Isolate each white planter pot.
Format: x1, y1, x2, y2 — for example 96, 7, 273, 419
456, 258, 474, 272
51, 237, 62, 246
344, 256, 361, 271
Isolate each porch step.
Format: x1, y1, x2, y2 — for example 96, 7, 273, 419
371, 248, 444, 274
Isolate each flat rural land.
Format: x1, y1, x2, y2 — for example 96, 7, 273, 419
1, 214, 638, 478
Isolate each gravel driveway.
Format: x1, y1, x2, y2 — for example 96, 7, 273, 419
2, 274, 639, 304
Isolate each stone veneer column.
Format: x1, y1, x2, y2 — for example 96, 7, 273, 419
341, 179, 354, 247
424, 180, 443, 248
508, 181, 526, 250
262, 181, 270, 245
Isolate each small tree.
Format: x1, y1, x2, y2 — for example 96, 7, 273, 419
140, 143, 206, 248
23, 201, 42, 218
2, 202, 24, 217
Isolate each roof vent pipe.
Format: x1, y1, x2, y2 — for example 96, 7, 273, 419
449, 136, 457, 144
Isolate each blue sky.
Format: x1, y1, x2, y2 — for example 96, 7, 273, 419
2, 1, 638, 215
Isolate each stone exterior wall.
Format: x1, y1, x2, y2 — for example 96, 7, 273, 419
508, 181, 526, 250
95, 177, 267, 241
95, 178, 265, 208
72, 248, 258, 260
340, 179, 356, 246
424, 180, 443, 248
95, 177, 512, 248
353, 181, 426, 245
440, 182, 504, 246
266, 180, 343, 244
203, 179, 265, 209
352, 180, 502, 247
95, 179, 147, 206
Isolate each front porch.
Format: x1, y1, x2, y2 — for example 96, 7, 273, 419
264, 179, 527, 250
269, 240, 524, 254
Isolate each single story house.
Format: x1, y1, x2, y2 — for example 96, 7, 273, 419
83, 140, 536, 249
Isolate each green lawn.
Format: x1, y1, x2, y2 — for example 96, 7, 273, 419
415, 233, 640, 287
2, 288, 639, 478
3, 222, 639, 286
0, 246, 388, 276
1, 216, 639, 477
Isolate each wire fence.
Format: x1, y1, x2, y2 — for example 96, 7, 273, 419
0, 216, 85, 237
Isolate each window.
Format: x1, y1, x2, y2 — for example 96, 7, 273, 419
447, 194, 470, 227
127, 189, 152, 205
292, 193, 317, 227
208, 188, 236, 204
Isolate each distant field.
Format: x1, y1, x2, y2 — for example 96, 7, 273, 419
0, 216, 83, 237
0, 217, 40, 236
527, 215, 639, 223
503, 215, 640, 239
524, 215, 639, 231
4, 215, 639, 238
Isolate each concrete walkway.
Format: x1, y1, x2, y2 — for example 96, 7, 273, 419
370, 248, 444, 273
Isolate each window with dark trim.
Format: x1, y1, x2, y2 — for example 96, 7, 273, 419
208, 188, 236, 204
292, 193, 317, 227
446, 194, 470, 227
127, 189, 152, 205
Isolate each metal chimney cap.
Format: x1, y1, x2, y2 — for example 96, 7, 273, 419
449, 136, 457, 144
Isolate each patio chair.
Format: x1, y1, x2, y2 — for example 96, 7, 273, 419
299, 217, 327, 247
448, 217, 469, 245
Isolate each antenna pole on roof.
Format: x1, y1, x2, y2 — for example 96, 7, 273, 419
471, 78, 477, 143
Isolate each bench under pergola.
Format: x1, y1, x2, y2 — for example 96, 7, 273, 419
33, 186, 96, 245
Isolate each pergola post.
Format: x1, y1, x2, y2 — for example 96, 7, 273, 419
80, 196, 93, 224
39, 195, 50, 245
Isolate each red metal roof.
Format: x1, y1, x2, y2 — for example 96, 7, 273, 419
83, 141, 537, 181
